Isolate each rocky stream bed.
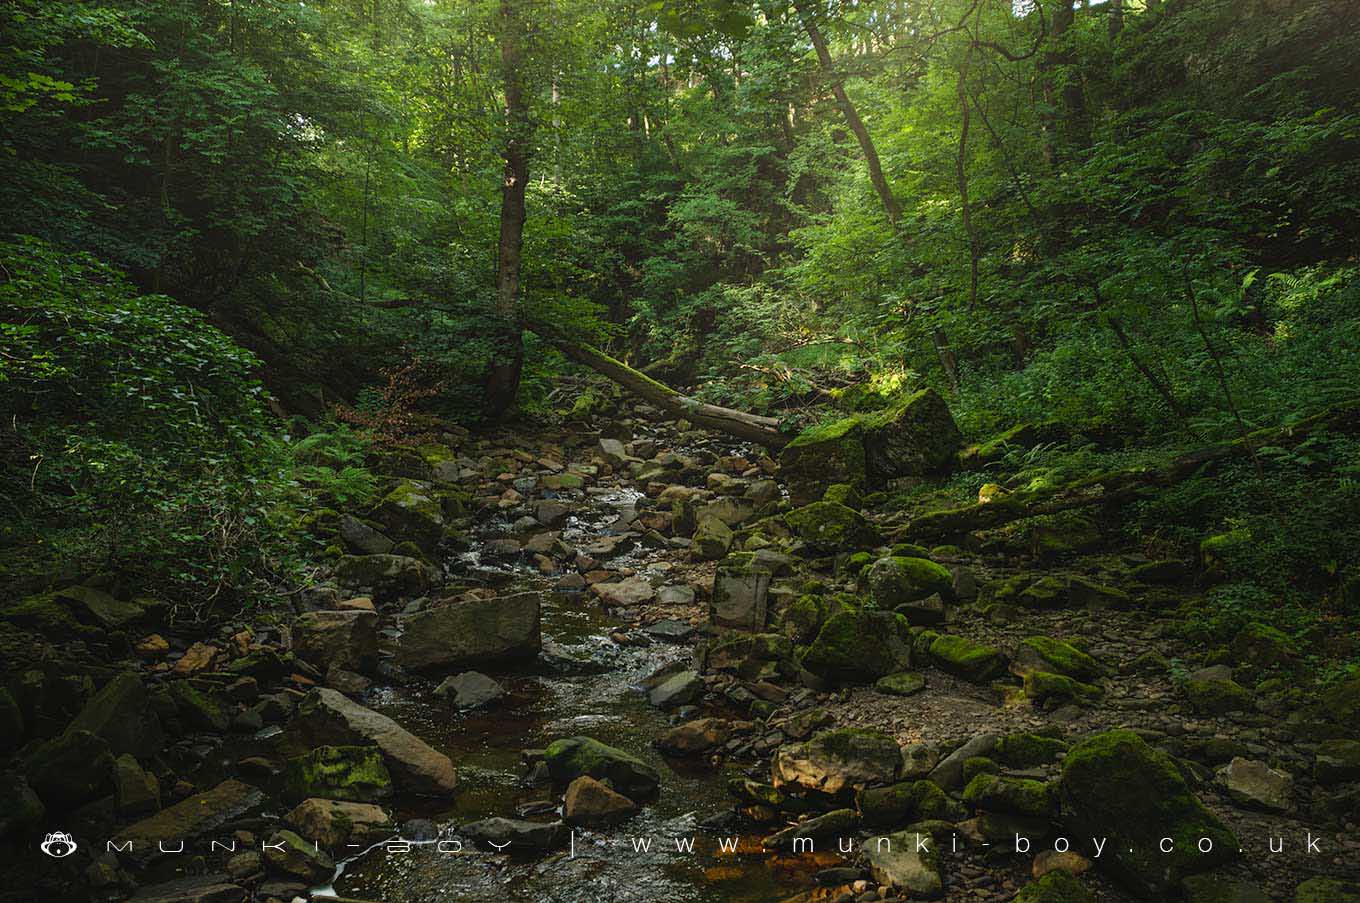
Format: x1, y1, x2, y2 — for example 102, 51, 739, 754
2, 401, 1359, 903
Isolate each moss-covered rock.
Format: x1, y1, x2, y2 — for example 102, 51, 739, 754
962, 756, 999, 784
545, 736, 661, 800
857, 779, 964, 827
373, 478, 446, 552
1014, 870, 1093, 903
263, 828, 335, 882
1017, 575, 1067, 609
1295, 877, 1360, 903
1200, 528, 1251, 577
0, 592, 100, 639
67, 672, 164, 757
1012, 636, 1107, 683
1184, 677, 1253, 714
994, 732, 1067, 768
334, 553, 437, 601
867, 556, 953, 608
929, 634, 1007, 683
1059, 730, 1236, 896
167, 680, 230, 732
875, 672, 927, 696
1024, 671, 1103, 705
1314, 739, 1360, 785
23, 729, 113, 808
779, 419, 869, 506
784, 502, 880, 553
802, 609, 913, 684
285, 745, 394, 802
859, 388, 961, 482
1230, 623, 1296, 669
962, 773, 1055, 818
692, 515, 735, 561
823, 483, 864, 509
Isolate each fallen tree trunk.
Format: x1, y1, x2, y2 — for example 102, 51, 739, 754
895, 404, 1358, 541
539, 331, 790, 449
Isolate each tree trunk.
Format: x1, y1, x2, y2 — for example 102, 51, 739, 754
483, 0, 530, 419
794, 0, 900, 226
536, 331, 790, 449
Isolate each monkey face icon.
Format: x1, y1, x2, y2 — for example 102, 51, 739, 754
40, 832, 78, 858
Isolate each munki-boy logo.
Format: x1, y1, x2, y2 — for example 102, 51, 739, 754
40, 832, 78, 858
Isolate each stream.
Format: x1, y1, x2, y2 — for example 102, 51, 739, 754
328, 464, 821, 902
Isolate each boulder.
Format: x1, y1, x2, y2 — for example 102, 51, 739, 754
167, 680, 230, 732
779, 419, 869, 507
593, 576, 656, 608
691, 515, 734, 560
1185, 675, 1253, 714
113, 780, 265, 864
772, 728, 903, 797
55, 584, 149, 629
373, 479, 445, 551
1314, 739, 1360, 785
802, 610, 913, 684
338, 515, 394, 555
928, 733, 997, 789
867, 557, 953, 608
396, 592, 540, 672
710, 553, 772, 631
1059, 730, 1236, 896
285, 745, 394, 802
858, 780, 964, 826
285, 798, 393, 849
1024, 671, 1103, 706
784, 502, 880, 553
874, 672, 927, 696
292, 609, 379, 673
961, 774, 1055, 818
263, 829, 334, 883
655, 718, 733, 756
1011, 636, 1106, 683
1015, 871, 1093, 903
1217, 757, 1292, 812
563, 776, 639, 826
648, 670, 703, 709
23, 729, 112, 809
863, 830, 944, 898
433, 671, 506, 709
1181, 874, 1270, 903
928, 634, 1007, 682
544, 736, 661, 799
66, 672, 164, 758
460, 817, 567, 853
113, 754, 161, 817
335, 554, 437, 601
1295, 878, 1360, 903
290, 688, 456, 795
765, 808, 858, 849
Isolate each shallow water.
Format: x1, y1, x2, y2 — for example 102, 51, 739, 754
330, 482, 821, 903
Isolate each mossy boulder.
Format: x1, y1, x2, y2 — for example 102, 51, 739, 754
1200, 528, 1251, 577
779, 419, 869, 506
867, 556, 953, 607
1295, 878, 1360, 903
858, 779, 964, 827
54, 585, 150, 629
334, 553, 437, 601
1314, 739, 1360, 785
802, 609, 913, 684
692, 515, 735, 561
929, 634, 1007, 683
373, 479, 446, 552
1184, 677, 1253, 714
285, 745, 394, 802
263, 828, 335, 883
544, 736, 661, 800
779, 594, 834, 644
962, 773, 1055, 818
823, 483, 863, 509
0, 592, 100, 639
962, 756, 999, 784
23, 729, 113, 809
1012, 636, 1107, 683
1024, 671, 1103, 706
66, 672, 164, 758
784, 502, 880, 553
875, 672, 927, 697
859, 388, 961, 482
167, 680, 230, 732
1317, 676, 1360, 724
703, 632, 798, 680
1230, 623, 1296, 669
1014, 870, 1093, 903
772, 727, 904, 797
1059, 730, 1236, 896
994, 733, 1067, 768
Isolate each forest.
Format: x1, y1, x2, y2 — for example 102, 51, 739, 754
1, 1, 1358, 902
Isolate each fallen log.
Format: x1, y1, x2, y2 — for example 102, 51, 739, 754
537, 331, 790, 449
894, 404, 1359, 542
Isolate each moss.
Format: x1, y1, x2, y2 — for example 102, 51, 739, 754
962, 756, 999, 784
1295, 878, 1360, 903
1015, 636, 1106, 682
994, 733, 1067, 768
544, 736, 661, 799
929, 634, 1006, 682
1024, 671, 1102, 705
728, 776, 785, 808
1230, 622, 1296, 668
1013, 870, 1093, 903
913, 629, 941, 661
779, 419, 868, 505
1184, 677, 1253, 714
784, 501, 880, 553
1318, 676, 1360, 723
167, 680, 229, 731
802, 610, 913, 684
867, 556, 953, 607
1017, 576, 1066, 608
962, 773, 1055, 818
874, 672, 927, 696
1059, 730, 1236, 895
1200, 528, 1251, 575
822, 483, 863, 509
285, 745, 393, 802
858, 780, 962, 826
0, 593, 99, 638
